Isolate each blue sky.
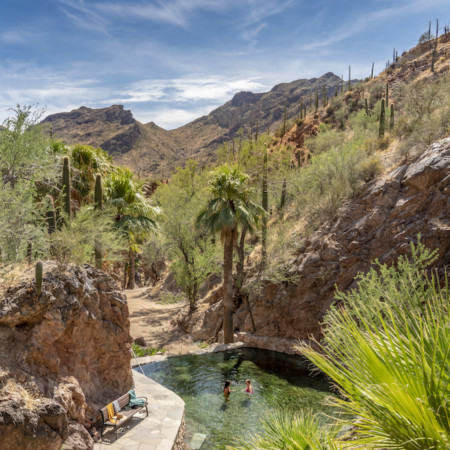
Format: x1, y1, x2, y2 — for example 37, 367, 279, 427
1, 0, 448, 129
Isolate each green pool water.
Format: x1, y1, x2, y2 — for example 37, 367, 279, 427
142, 347, 336, 449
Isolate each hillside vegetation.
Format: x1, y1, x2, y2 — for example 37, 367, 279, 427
1, 26, 449, 450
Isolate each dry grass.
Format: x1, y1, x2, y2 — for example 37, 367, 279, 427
0, 378, 41, 410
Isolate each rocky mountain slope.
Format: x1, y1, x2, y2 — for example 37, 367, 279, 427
188, 137, 450, 352
43, 73, 342, 177
0, 265, 132, 449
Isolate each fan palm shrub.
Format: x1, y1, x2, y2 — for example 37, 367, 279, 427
104, 167, 159, 288
299, 240, 450, 449
231, 410, 342, 450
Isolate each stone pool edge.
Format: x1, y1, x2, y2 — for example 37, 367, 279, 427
95, 369, 186, 450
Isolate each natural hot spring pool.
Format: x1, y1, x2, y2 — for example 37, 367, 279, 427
142, 347, 336, 449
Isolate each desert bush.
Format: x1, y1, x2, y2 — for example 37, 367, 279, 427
333, 107, 347, 129
358, 156, 383, 181
394, 76, 450, 153
291, 145, 374, 228
49, 206, 126, 266
304, 125, 345, 154
368, 81, 384, 108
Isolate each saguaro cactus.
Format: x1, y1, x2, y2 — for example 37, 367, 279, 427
385, 83, 389, 106
390, 104, 395, 131
36, 261, 43, 295
379, 99, 386, 138
94, 173, 103, 209
94, 173, 103, 270
365, 98, 369, 116
62, 156, 71, 220
46, 195, 56, 234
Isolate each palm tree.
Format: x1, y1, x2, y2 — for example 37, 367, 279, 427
196, 165, 263, 344
104, 167, 159, 289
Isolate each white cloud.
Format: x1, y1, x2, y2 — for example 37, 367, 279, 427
136, 106, 214, 129
107, 76, 267, 105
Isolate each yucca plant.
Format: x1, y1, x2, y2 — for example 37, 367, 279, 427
230, 410, 342, 450
300, 240, 450, 449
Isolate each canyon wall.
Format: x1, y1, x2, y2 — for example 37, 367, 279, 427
0, 265, 133, 449
191, 138, 450, 351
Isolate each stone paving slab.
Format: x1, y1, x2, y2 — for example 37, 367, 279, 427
94, 370, 185, 450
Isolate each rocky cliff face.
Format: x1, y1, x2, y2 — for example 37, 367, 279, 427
190, 138, 450, 351
43, 105, 140, 156
0, 265, 133, 449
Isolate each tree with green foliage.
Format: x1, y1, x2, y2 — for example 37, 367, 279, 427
196, 165, 264, 343
154, 160, 219, 310
104, 167, 159, 289
0, 106, 58, 262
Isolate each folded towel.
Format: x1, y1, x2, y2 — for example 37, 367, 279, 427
128, 389, 146, 408
113, 400, 121, 413
106, 402, 123, 423
106, 403, 118, 424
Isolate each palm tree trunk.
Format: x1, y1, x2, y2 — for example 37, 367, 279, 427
223, 230, 235, 344
235, 226, 247, 295
127, 248, 135, 289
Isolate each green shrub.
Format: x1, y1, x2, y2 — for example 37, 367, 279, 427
159, 291, 184, 304
131, 343, 166, 357
304, 126, 345, 154
300, 241, 450, 449
232, 410, 341, 450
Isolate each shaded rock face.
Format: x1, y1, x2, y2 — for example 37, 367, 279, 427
194, 138, 450, 344
43, 105, 140, 155
0, 265, 133, 449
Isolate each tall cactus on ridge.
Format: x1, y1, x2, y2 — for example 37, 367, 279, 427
379, 99, 386, 138
365, 98, 369, 116
385, 82, 389, 106
62, 156, 71, 220
390, 104, 395, 131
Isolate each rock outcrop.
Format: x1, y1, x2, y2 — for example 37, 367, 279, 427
191, 138, 450, 348
0, 265, 133, 449
43, 105, 140, 156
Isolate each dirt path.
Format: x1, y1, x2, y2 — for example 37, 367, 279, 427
124, 287, 199, 355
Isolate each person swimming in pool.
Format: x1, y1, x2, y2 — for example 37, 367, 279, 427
223, 380, 232, 400
242, 379, 253, 395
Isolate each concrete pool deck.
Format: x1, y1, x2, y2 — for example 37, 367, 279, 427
94, 367, 185, 450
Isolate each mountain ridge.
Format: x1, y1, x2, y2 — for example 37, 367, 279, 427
43, 72, 343, 177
